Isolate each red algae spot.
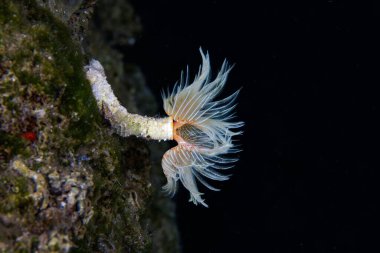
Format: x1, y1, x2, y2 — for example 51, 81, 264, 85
21, 132, 37, 142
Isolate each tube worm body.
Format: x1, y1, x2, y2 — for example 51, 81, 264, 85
85, 59, 173, 140
85, 49, 243, 207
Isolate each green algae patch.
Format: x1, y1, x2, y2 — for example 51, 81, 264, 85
0, 174, 33, 213
1, 0, 101, 143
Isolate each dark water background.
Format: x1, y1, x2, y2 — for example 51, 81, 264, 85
127, 1, 377, 252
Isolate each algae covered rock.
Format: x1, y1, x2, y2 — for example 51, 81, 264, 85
0, 0, 179, 252
0, 0, 109, 251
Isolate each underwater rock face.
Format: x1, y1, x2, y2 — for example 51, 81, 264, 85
0, 1, 102, 252
0, 0, 179, 252
0, 1, 99, 251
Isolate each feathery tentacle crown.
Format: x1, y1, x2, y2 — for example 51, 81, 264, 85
162, 48, 243, 207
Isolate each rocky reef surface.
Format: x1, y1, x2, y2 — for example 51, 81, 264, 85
0, 0, 179, 252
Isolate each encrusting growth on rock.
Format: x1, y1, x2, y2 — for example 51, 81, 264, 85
85, 48, 243, 207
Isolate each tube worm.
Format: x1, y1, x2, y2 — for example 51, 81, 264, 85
85, 49, 243, 207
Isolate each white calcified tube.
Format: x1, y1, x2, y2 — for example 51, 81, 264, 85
85, 49, 243, 207
85, 59, 173, 140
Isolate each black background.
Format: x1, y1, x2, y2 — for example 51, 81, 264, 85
128, 1, 377, 252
